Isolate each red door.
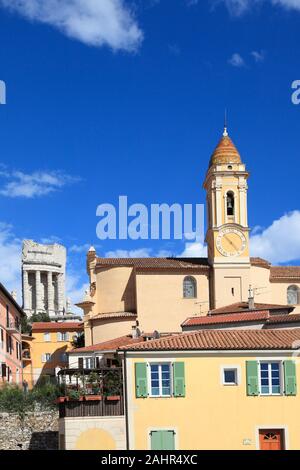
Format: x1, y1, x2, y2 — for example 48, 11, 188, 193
259, 430, 284, 450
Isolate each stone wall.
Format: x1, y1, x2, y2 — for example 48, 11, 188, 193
0, 411, 59, 450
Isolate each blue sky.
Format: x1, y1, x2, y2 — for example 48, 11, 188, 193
0, 0, 300, 307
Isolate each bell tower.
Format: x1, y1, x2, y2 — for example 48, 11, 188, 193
204, 125, 250, 308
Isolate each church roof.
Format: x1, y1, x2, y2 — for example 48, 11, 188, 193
210, 133, 241, 166
270, 266, 300, 280
96, 257, 210, 270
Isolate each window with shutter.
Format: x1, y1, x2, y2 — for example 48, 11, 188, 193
1, 363, 6, 377
284, 361, 297, 396
150, 430, 175, 450
150, 363, 171, 397
135, 363, 148, 398
246, 361, 259, 396
173, 362, 185, 397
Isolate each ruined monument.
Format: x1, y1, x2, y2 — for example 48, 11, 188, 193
22, 240, 66, 319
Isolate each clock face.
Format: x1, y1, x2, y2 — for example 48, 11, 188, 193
216, 228, 247, 257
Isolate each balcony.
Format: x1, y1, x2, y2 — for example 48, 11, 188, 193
6, 321, 20, 334
58, 396, 124, 418
22, 349, 31, 361
57, 367, 124, 418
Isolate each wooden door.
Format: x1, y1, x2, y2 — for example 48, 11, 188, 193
259, 429, 284, 450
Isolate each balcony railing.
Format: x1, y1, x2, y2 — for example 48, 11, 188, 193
57, 367, 124, 418
58, 396, 124, 418
6, 321, 20, 333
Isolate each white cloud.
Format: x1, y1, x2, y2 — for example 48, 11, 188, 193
66, 271, 88, 314
0, 0, 143, 52
0, 169, 79, 198
228, 52, 245, 67
250, 210, 300, 263
0, 223, 22, 301
105, 248, 152, 258
220, 0, 300, 16
186, 0, 199, 6
69, 243, 92, 253
222, 0, 251, 16
251, 50, 265, 62
179, 241, 207, 257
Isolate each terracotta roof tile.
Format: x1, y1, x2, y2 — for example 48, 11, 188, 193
120, 329, 300, 351
90, 311, 137, 321
96, 257, 209, 270
182, 311, 269, 327
31, 322, 83, 331
250, 257, 271, 268
210, 135, 241, 166
70, 335, 145, 353
266, 314, 300, 324
270, 266, 300, 280
209, 302, 293, 315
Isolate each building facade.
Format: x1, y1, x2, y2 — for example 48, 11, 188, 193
0, 283, 24, 385
22, 240, 66, 319
121, 329, 300, 450
78, 128, 300, 346
23, 322, 83, 385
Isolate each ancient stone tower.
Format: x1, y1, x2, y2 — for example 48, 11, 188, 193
22, 240, 66, 319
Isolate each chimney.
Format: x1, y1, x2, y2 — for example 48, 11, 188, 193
248, 285, 255, 310
11, 291, 17, 302
131, 321, 141, 338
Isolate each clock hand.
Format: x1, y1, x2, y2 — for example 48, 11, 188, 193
223, 234, 239, 251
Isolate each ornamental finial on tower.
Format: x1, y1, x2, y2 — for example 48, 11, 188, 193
223, 109, 228, 137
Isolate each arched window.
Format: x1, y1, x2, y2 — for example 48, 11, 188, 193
287, 285, 300, 305
183, 276, 197, 299
227, 191, 235, 216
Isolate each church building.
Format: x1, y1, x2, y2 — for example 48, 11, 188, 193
78, 127, 300, 345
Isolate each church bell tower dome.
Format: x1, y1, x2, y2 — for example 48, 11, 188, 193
209, 127, 242, 166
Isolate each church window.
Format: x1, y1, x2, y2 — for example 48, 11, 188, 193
227, 191, 235, 216
287, 285, 300, 305
183, 276, 197, 298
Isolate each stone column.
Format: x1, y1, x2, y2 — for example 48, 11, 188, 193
57, 273, 65, 314
23, 270, 30, 311
47, 271, 55, 315
35, 270, 42, 312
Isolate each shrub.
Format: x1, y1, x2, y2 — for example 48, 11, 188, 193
0, 384, 33, 418
0, 380, 61, 417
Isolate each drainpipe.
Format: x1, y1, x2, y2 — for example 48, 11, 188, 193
123, 351, 130, 450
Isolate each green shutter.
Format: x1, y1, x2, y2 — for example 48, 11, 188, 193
151, 431, 163, 450
135, 363, 148, 398
246, 361, 259, 396
173, 362, 185, 397
162, 431, 175, 450
284, 361, 297, 396
150, 431, 175, 450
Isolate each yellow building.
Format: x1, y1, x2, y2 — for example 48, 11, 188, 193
23, 322, 83, 386
78, 127, 300, 345
121, 328, 300, 450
